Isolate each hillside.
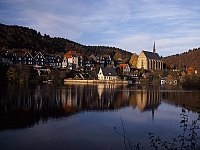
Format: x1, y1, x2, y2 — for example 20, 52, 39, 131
163, 48, 200, 73
0, 23, 131, 61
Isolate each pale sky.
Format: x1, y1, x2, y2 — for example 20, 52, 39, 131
1, 0, 200, 56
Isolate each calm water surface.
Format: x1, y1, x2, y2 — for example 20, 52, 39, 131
0, 84, 200, 150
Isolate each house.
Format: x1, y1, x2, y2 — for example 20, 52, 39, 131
96, 55, 105, 67
55, 55, 62, 68
96, 54, 113, 67
62, 56, 68, 68
98, 67, 118, 81
45, 54, 62, 68
103, 54, 112, 67
45, 54, 56, 66
62, 50, 80, 70
78, 55, 84, 67
83, 55, 95, 71
33, 52, 45, 66
0, 51, 15, 65
118, 64, 130, 74
15, 51, 33, 65
137, 42, 163, 70
161, 75, 178, 85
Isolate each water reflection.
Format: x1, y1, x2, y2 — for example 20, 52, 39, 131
0, 84, 199, 130
129, 87, 161, 121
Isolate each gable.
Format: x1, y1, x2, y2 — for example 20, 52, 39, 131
34, 52, 45, 59
98, 68, 103, 75
140, 51, 147, 57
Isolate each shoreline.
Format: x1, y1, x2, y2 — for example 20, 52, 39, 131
64, 79, 129, 84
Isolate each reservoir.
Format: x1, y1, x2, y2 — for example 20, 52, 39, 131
0, 84, 199, 150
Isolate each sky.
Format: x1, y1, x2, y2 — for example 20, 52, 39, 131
0, 0, 200, 56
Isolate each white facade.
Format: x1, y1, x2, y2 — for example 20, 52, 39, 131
98, 68, 118, 81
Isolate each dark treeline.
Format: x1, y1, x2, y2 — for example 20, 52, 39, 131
163, 48, 200, 72
0, 23, 131, 59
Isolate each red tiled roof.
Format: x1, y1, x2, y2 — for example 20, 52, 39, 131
64, 54, 72, 58
119, 64, 128, 68
64, 50, 81, 58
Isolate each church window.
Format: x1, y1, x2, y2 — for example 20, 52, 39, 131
141, 60, 144, 68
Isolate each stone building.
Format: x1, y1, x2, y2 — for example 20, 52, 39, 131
137, 42, 163, 70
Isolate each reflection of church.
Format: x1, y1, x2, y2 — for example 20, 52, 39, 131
129, 88, 161, 120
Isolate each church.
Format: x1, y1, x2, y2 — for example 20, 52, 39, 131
137, 42, 163, 70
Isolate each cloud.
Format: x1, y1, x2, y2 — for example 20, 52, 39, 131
1, 0, 200, 56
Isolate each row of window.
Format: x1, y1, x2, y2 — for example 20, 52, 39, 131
99, 76, 115, 80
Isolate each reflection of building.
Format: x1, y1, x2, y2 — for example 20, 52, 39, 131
97, 84, 105, 99
129, 88, 161, 120
0, 84, 162, 130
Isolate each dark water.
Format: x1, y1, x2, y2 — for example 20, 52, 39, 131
0, 84, 200, 150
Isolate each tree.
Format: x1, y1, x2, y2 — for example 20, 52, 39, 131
129, 53, 138, 68
7, 66, 17, 82
113, 52, 123, 62
187, 66, 194, 75
15, 64, 30, 82
6, 65, 30, 83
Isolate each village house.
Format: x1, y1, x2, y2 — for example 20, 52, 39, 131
82, 55, 96, 71
62, 50, 80, 70
45, 54, 56, 66
118, 64, 131, 74
0, 51, 15, 65
15, 51, 33, 65
45, 54, 62, 68
33, 52, 45, 66
96, 54, 113, 68
137, 42, 163, 70
98, 67, 118, 81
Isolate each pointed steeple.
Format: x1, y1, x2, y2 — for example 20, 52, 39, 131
153, 41, 156, 53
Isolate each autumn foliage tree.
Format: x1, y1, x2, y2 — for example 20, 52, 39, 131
129, 53, 138, 68
187, 66, 194, 75
113, 52, 123, 62
163, 48, 200, 76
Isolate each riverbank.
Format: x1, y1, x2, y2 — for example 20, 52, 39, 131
64, 79, 129, 84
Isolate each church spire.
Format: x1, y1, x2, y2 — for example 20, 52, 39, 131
153, 41, 156, 53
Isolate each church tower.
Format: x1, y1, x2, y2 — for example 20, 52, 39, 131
153, 41, 156, 53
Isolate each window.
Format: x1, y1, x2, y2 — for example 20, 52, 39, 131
141, 60, 144, 68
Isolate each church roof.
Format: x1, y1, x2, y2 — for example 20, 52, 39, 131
143, 51, 161, 60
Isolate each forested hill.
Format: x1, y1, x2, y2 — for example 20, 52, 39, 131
163, 48, 200, 71
0, 23, 131, 61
